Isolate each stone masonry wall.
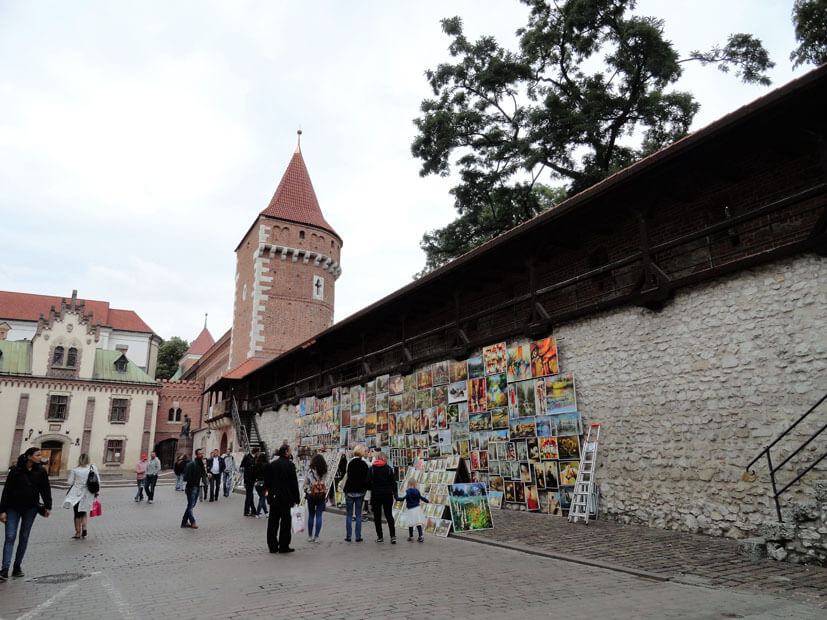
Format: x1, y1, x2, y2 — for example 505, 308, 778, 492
256, 403, 297, 456
560, 253, 826, 538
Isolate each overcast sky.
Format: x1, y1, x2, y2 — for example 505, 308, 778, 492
0, 1, 809, 343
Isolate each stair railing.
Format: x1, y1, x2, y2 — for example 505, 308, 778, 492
231, 394, 251, 455
745, 392, 827, 522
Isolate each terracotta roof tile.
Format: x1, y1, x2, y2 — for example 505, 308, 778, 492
186, 327, 215, 356
0, 291, 156, 335
222, 357, 271, 380
261, 148, 340, 240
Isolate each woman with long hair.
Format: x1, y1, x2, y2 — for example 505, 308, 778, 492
63, 453, 99, 539
302, 453, 328, 542
343, 445, 369, 543
0, 447, 52, 580
254, 452, 269, 518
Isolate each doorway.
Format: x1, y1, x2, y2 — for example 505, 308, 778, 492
155, 438, 178, 469
41, 440, 63, 477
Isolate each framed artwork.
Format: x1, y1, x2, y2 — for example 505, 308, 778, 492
535, 416, 552, 437
545, 372, 577, 414
447, 381, 468, 403
449, 360, 468, 383
433, 361, 450, 386
434, 519, 452, 537
437, 406, 448, 429
425, 517, 439, 535
526, 437, 540, 462
515, 481, 526, 503
377, 410, 388, 432
490, 407, 509, 429
510, 417, 536, 439
504, 480, 515, 502
389, 394, 402, 413
488, 460, 500, 475
341, 409, 351, 428
548, 491, 562, 515
432, 384, 448, 407
511, 379, 536, 418
415, 389, 433, 409
376, 374, 389, 394
530, 337, 559, 378
469, 411, 492, 432
446, 404, 461, 424
557, 435, 580, 460
534, 463, 547, 489
467, 356, 485, 379
509, 461, 520, 481
402, 390, 416, 411
350, 386, 362, 409
366, 380, 376, 398
389, 375, 404, 395
486, 373, 508, 409
376, 392, 388, 412
365, 413, 377, 435
483, 342, 507, 375
365, 396, 376, 415
479, 450, 488, 470
417, 368, 433, 389
420, 408, 431, 432
491, 429, 509, 441
539, 437, 559, 460
488, 490, 504, 509
411, 412, 421, 434
559, 461, 579, 486
534, 379, 547, 416
559, 486, 574, 511
403, 374, 415, 393
525, 484, 540, 511
519, 462, 532, 483
470, 450, 481, 470
515, 440, 529, 462
505, 442, 516, 461
506, 343, 531, 383
468, 378, 487, 413
553, 412, 582, 436
451, 421, 469, 442
388, 413, 397, 436
452, 440, 470, 459
438, 429, 452, 450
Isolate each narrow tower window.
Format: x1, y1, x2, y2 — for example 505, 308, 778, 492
313, 275, 325, 300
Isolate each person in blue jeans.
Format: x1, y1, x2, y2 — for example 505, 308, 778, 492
0, 447, 52, 580
343, 445, 369, 542
181, 449, 207, 529
302, 453, 328, 541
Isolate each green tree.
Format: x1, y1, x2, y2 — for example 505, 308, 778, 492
155, 336, 189, 380
412, 0, 773, 273
790, 0, 827, 68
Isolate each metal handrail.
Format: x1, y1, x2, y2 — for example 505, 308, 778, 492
746, 392, 827, 521
231, 395, 251, 455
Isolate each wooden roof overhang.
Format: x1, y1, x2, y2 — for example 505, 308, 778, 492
215, 65, 827, 411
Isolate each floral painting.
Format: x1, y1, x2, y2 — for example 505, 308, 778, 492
483, 342, 507, 375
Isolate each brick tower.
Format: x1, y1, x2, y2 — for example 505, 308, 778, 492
229, 132, 342, 370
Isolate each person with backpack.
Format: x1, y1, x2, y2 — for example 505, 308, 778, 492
253, 452, 269, 518
173, 454, 188, 491
62, 453, 99, 539
302, 453, 328, 542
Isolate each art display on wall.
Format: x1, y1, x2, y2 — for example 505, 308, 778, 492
293, 332, 586, 519
447, 483, 494, 532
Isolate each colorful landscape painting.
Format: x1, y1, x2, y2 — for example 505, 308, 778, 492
530, 337, 559, 378
433, 361, 450, 386
545, 372, 577, 413
506, 344, 531, 382
449, 360, 468, 383
486, 373, 508, 408
448, 483, 493, 531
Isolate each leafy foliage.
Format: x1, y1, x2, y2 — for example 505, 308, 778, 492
155, 336, 189, 379
412, 0, 774, 273
790, 0, 827, 68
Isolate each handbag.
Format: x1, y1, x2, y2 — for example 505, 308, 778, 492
86, 466, 100, 494
90, 499, 102, 517
290, 505, 306, 533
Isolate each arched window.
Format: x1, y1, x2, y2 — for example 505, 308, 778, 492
299, 230, 305, 239
168, 408, 175, 422
176, 408, 182, 422
53, 346, 65, 366
66, 347, 77, 367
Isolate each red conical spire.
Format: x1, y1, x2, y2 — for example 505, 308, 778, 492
260, 132, 340, 240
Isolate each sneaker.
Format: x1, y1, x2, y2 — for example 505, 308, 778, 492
390, 537, 397, 544
0, 568, 7, 581
375, 537, 383, 543
355, 538, 363, 542
345, 538, 352, 542
308, 536, 314, 542
255, 514, 262, 519
12, 567, 23, 578
418, 536, 424, 542
147, 500, 153, 504
313, 537, 320, 543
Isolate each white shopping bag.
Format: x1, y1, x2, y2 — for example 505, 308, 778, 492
291, 505, 306, 533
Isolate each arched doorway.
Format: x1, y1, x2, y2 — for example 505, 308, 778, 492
155, 438, 178, 469
40, 440, 64, 477
220, 432, 228, 454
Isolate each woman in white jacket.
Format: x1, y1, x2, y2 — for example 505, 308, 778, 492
63, 453, 98, 539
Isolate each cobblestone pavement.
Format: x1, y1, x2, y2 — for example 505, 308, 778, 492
0, 486, 824, 620
449, 509, 827, 608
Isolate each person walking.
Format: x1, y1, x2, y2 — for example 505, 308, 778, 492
240, 447, 259, 517
200, 454, 209, 501
62, 453, 99, 539
254, 452, 269, 518
134, 454, 148, 502
343, 445, 369, 543
397, 478, 429, 542
173, 454, 188, 491
368, 451, 397, 544
0, 447, 52, 580
302, 453, 328, 542
206, 449, 224, 502
181, 449, 206, 529
144, 451, 161, 504
222, 449, 236, 498
263, 444, 299, 554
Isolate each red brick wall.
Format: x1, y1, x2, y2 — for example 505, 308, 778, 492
156, 379, 204, 444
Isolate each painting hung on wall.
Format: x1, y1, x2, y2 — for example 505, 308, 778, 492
450, 360, 468, 383
415, 389, 433, 410
403, 374, 415, 393
366, 380, 376, 398
483, 342, 507, 375
526, 437, 540, 462
432, 384, 448, 407
557, 435, 580, 460
525, 484, 540, 511
433, 361, 450, 386
486, 373, 508, 409
467, 356, 485, 379
376, 374, 389, 394
417, 368, 433, 390
510, 417, 536, 439
534, 463, 546, 489
530, 337, 559, 378
508, 379, 536, 418
488, 490, 503, 509
535, 416, 552, 437
468, 378, 487, 413
388, 412, 397, 436
447, 381, 468, 403
519, 462, 532, 483
504, 480, 515, 502
389, 395, 402, 413
548, 491, 562, 515
515, 440, 528, 462
389, 375, 404, 395
506, 344, 531, 383
553, 412, 582, 436
515, 481, 526, 503
490, 407, 509, 429
539, 437, 559, 460
559, 461, 579, 486
545, 372, 577, 414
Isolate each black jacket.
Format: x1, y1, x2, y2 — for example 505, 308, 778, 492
184, 457, 207, 488
343, 458, 369, 494
0, 464, 52, 512
263, 456, 299, 505
368, 460, 396, 498
207, 456, 225, 475
241, 453, 256, 484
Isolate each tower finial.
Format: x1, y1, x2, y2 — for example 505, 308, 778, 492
204, 313, 208, 329
296, 129, 302, 153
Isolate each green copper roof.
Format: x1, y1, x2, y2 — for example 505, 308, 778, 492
93, 350, 156, 384
0, 340, 32, 374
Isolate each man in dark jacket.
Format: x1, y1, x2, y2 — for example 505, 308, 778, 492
263, 444, 300, 553
206, 449, 225, 502
181, 449, 207, 529
368, 452, 397, 543
240, 447, 259, 517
